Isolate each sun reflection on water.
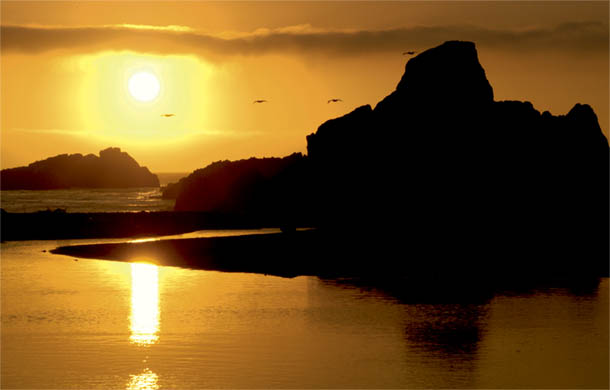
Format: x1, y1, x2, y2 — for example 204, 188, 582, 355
127, 368, 159, 390
130, 263, 160, 346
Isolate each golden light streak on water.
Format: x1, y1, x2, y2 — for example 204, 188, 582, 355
126, 368, 159, 390
130, 263, 160, 346
128, 238, 160, 244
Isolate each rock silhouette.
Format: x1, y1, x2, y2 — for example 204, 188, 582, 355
1, 147, 159, 189
306, 40, 608, 277
168, 153, 312, 227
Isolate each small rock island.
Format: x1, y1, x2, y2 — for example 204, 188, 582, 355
0, 147, 159, 190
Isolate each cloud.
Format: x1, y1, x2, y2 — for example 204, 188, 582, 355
1, 22, 607, 58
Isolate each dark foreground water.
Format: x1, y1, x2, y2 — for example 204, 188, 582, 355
1, 235, 608, 389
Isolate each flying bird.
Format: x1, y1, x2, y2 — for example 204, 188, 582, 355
403, 51, 417, 55
327, 98, 343, 104
160, 114, 175, 117
253, 99, 268, 104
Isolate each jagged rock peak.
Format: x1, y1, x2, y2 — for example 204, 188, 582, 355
396, 40, 494, 105
99, 147, 124, 158
99, 147, 139, 166
567, 103, 601, 127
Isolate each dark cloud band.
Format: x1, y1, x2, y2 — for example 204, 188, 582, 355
1, 22, 607, 57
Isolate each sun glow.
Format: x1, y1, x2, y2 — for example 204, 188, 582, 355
76, 52, 213, 144
130, 262, 160, 346
128, 71, 161, 102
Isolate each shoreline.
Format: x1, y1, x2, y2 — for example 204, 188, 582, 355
0, 209, 291, 241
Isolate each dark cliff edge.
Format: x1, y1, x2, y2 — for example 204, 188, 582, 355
0, 147, 159, 190
50, 40, 609, 280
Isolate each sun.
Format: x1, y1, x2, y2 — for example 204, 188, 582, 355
128, 71, 161, 102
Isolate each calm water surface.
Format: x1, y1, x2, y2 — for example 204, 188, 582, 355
1, 236, 608, 388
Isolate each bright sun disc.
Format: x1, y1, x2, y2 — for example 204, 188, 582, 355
128, 72, 160, 102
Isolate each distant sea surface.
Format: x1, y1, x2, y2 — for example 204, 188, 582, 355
0, 188, 174, 213
0, 172, 188, 213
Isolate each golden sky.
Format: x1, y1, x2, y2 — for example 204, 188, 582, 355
1, 1, 608, 172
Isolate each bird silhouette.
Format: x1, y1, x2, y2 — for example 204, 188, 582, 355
160, 114, 175, 117
327, 98, 343, 104
253, 100, 268, 104
402, 51, 417, 55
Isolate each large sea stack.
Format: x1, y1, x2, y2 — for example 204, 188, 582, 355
0, 147, 160, 189
307, 40, 608, 277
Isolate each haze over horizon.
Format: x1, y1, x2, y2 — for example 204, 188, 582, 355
1, 1, 608, 172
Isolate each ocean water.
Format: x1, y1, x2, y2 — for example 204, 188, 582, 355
1, 234, 608, 389
0, 173, 188, 213
155, 173, 188, 187
0, 188, 174, 213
